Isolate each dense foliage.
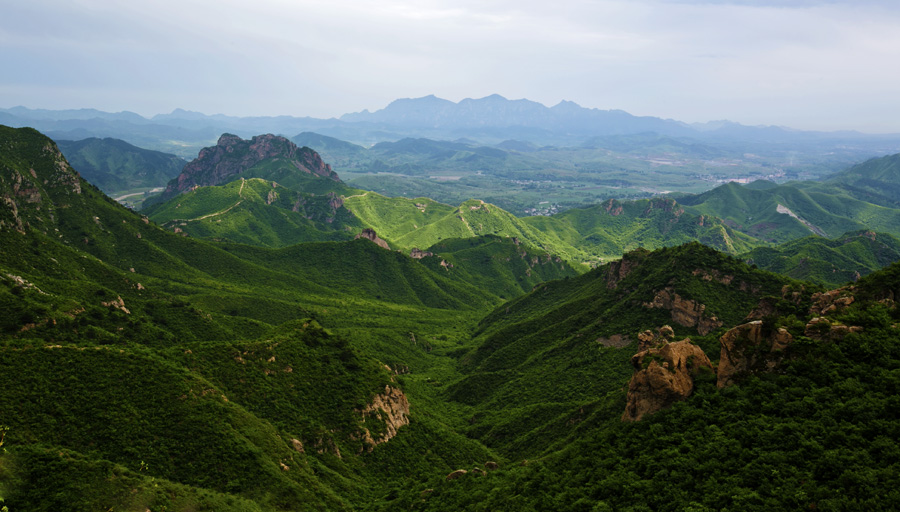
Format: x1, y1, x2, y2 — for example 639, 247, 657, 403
3, 125, 900, 511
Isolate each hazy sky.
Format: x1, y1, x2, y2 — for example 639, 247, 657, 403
2, 0, 899, 132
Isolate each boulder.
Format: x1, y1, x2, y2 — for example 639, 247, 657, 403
622, 339, 713, 421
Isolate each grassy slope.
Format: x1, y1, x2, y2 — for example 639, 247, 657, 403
56, 136, 186, 194
680, 181, 900, 243
147, 177, 363, 247
0, 126, 500, 510
346, 193, 757, 268
743, 230, 900, 286
443, 243, 799, 460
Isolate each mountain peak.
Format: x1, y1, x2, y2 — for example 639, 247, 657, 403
156, 133, 340, 201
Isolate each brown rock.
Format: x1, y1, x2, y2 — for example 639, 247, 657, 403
718, 321, 794, 388
290, 438, 305, 453
446, 469, 468, 481
804, 317, 863, 341
356, 385, 410, 452
643, 288, 723, 335
622, 339, 713, 421
355, 228, 390, 250
410, 248, 433, 259
604, 253, 640, 290
810, 288, 855, 316
485, 461, 499, 470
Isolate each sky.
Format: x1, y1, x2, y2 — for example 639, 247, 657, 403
1, 0, 899, 132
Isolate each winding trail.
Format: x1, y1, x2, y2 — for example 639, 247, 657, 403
168, 179, 247, 223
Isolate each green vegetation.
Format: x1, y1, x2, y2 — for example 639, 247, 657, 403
744, 230, 900, 286
56, 137, 185, 195
4, 124, 900, 510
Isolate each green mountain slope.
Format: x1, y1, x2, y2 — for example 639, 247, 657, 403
0, 125, 501, 510
346, 192, 756, 266
382, 255, 900, 511
55, 136, 186, 195
445, 243, 798, 459
146, 177, 363, 247
743, 230, 900, 286
823, 152, 900, 207
679, 181, 900, 243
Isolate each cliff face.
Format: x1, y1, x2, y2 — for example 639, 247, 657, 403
0, 127, 83, 235
355, 228, 390, 250
643, 288, 723, 335
159, 133, 340, 201
717, 321, 793, 388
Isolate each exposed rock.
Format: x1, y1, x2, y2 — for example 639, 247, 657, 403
100, 296, 131, 314
290, 438, 305, 453
410, 248, 433, 259
810, 288, 855, 316
355, 228, 390, 250
471, 468, 486, 476
745, 297, 778, 321
159, 133, 340, 200
604, 254, 640, 290
622, 338, 713, 421
643, 288, 723, 335
603, 198, 624, 216
356, 385, 410, 452
717, 321, 794, 388
485, 461, 499, 470
636, 325, 675, 352
446, 469, 468, 481
804, 317, 863, 341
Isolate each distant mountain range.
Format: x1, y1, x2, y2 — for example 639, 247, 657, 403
4, 95, 899, 158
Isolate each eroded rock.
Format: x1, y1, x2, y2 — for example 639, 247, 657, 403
356, 385, 410, 452
643, 288, 723, 335
622, 338, 713, 421
355, 228, 390, 250
717, 321, 793, 388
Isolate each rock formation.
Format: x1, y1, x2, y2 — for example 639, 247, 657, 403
410, 248, 433, 259
159, 133, 340, 200
355, 228, 390, 250
643, 288, 723, 335
622, 338, 713, 421
717, 321, 793, 388
356, 385, 410, 452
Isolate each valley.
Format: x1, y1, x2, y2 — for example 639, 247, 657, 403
2, 121, 900, 511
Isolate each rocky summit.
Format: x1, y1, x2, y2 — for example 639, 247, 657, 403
158, 133, 340, 201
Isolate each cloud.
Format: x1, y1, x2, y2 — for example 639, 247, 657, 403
1, 0, 899, 131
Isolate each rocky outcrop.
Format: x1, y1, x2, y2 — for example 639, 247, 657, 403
446, 469, 468, 480
410, 248, 433, 259
100, 296, 131, 314
356, 385, 410, 452
804, 317, 863, 341
604, 254, 640, 290
717, 321, 793, 388
810, 288, 855, 316
636, 325, 675, 352
622, 338, 713, 421
160, 133, 340, 200
355, 228, 390, 250
643, 288, 723, 335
